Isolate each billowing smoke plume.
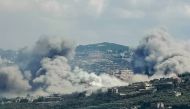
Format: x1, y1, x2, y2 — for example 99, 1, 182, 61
33, 56, 127, 96
16, 37, 75, 77
132, 29, 190, 75
0, 37, 128, 97
1, 29, 190, 97
0, 58, 31, 97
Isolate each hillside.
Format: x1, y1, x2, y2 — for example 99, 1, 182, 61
76, 42, 130, 53
72, 42, 133, 74
0, 42, 133, 74
1, 73, 190, 109
0, 49, 17, 61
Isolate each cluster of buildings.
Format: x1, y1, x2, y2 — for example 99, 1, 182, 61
106, 76, 187, 109
108, 76, 183, 97
0, 94, 63, 104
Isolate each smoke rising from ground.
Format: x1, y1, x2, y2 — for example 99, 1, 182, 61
0, 37, 128, 97
16, 37, 75, 76
0, 29, 190, 97
132, 29, 190, 75
33, 56, 127, 96
0, 58, 31, 97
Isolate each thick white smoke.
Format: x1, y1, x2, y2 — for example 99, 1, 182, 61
117, 69, 177, 84
0, 58, 31, 97
30, 37, 128, 96
0, 37, 128, 97
33, 56, 127, 96
132, 29, 190, 75
1, 29, 190, 97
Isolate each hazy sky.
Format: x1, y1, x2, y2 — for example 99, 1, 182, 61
0, 0, 190, 50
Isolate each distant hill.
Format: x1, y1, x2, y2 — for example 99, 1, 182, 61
0, 49, 17, 61
0, 42, 133, 74
72, 42, 133, 74
76, 42, 130, 53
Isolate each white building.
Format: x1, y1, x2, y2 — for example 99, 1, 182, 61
157, 102, 165, 109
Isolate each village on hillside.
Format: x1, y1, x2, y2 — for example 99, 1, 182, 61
1, 73, 190, 109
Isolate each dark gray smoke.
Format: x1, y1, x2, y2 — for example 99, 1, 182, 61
0, 37, 128, 97
29, 37, 127, 96
1, 30, 190, 97
132, 29, 190, 75
16, 37, 75, 76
